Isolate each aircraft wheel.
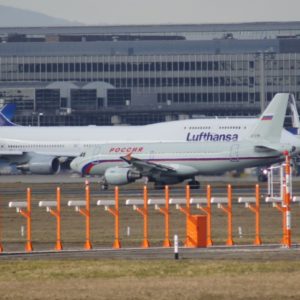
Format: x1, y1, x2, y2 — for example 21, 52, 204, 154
154, 182, 165, 190
188, 180, 200, 189
258, 174, 268, 182
101, 183, 108, 190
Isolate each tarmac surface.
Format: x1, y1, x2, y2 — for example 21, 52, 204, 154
0, 244, 299, 261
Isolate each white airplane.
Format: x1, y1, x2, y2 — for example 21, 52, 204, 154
70, 93, 296, 189
0, 93, 299, 175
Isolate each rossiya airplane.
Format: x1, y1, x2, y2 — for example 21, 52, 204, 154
0, 93, 299, 175
70, 93, 297, 189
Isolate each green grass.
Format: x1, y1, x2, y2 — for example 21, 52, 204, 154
1, 260, 300, 280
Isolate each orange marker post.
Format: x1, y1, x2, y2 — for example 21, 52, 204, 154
272, 180, 286, 246
196, 185, 213, 246
273, 202, 286, 246
48, 187, 63, 251
105, 186, 121, 249
177, 185, 191, 247
78, 185, 92, 250
18, 188, 33, 252
245, 185, 262, 246
155, 185, 171, 247
134, 186, 150, 248
218, 185, 234, 246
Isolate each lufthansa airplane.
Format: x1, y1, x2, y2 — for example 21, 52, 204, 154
0, 93, 299, 175
70, 93, 296, 189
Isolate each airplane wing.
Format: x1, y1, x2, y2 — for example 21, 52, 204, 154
120, 153, 177, 176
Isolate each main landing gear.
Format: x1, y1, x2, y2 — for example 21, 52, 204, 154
154, 182, 165, 190
188, 180, 200, 189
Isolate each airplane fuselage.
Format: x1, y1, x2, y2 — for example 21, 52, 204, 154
0, 118, 297, 156
72, 141, 282, 177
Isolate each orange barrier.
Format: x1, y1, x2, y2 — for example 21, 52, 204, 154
271, 201, 286, 246
152, 185, 171, 247
214, 184, 234, 246
21, 188, 33, 252
3, 181, 296, 252
102, 187, 121, 249
82, 185, 92, 250
252, 185, 262, 246
239, 185, 262, 246
136, 186, 150, 248
39, 188, 63, 251
68, 185, 92, 250
196, 185, 213, 246
8, 188, 33, 252
54, 187, 63, 250
186, 214, 207, 247
177, 185, 207, 247
176, 185, 191, 246
267, 185, 287, 246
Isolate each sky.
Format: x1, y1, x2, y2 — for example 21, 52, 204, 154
0, 0, 299, 25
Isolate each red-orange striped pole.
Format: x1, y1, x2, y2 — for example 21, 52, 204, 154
55, 187, 63, 251
113, 186, 121, 248
142, 185, 150, 248
226, 185, 234, 246
184, 185, 191, 246
163, 185, 171, 247
206, 185, 213, 246
82, 185, 92, 250
25, 188, 33, 252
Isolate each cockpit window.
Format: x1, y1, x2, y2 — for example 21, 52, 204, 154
79, 152, 86, 157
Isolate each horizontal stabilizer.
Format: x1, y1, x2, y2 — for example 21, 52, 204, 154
255, 143, 295, 153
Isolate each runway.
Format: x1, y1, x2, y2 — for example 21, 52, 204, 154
1, 244, 300, 260
0, 172, 298, 197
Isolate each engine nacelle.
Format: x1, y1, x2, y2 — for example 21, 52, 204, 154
104, 167, 141, 185
18, 155, 60, 174
0, 160, 19, 175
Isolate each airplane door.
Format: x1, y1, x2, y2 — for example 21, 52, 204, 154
149, 150, 155, 160
230, 144, 239, 162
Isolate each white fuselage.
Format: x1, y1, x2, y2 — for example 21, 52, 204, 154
71, 140, 282, 177
0, 118, 298, 157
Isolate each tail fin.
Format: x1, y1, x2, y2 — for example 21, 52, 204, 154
248, 93, 290, 142
0, 112, 18, 126
0, 103, 16, 120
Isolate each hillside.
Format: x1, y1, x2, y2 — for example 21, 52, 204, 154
0, 5, 82, 27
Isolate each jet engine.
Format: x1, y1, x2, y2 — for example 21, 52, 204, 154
0, 160, 19, 175
104, 167, 142, 185
17, 155, 60, 174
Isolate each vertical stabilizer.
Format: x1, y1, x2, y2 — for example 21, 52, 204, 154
248, 93, 290, 142
0, 112, 17, 126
